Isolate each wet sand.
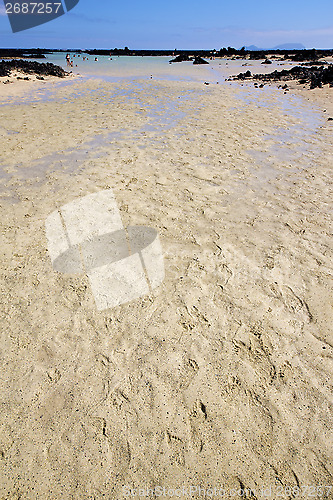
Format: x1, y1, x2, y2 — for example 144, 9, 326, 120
0, 66, 332, 499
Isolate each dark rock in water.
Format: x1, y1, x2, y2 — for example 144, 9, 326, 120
0, 48, 48, 59
262, 59, 272, 64
0, 59, 68, 78
231, 64, 333, 89
288, 49, 319, 62
235, 70, 252, 80
327, 117, 333, 121
193, 56, 209, 65
169, 54, 192, 63
301, 60, 329, 66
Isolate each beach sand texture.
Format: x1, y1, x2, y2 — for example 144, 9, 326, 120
0, 73, 332, 499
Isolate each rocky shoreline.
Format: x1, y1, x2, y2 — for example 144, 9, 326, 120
230, 64, 333, 89
0, 59, 69, 79
169, 54, 209, 64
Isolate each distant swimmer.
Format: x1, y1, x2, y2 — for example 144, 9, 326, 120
95, 57, 98, 61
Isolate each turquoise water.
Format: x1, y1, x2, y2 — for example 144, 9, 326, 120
38, 52, 299, 85
41, 53, 215, 82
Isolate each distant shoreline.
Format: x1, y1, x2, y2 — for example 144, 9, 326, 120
1, 47, 333, 61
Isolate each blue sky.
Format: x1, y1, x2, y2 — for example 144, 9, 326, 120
0, 0, 332, 49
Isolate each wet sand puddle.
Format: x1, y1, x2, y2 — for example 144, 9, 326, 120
0, 76, 327, 213
238, 84, 325, 188
0, 80, 209, 200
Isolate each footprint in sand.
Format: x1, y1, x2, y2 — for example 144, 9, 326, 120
281, 285, 313, 323
179, 358, 199, 389
165, 431, 186, 466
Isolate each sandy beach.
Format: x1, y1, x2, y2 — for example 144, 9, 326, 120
0, 61, 332, 499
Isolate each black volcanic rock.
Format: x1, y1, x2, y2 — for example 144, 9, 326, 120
231, 64, 333, 89
0, 48, 48, 59
193, 56, 209, 65
248, 51, 267, 60
233, 70, 252, 80
262, 59, 272, 64
0, 59, 68, 78
169, 54, 192, 63
301, 60, 329, 66
288, 49, 319, 61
